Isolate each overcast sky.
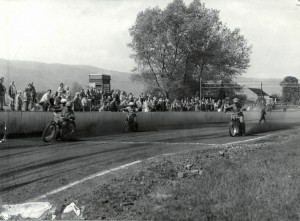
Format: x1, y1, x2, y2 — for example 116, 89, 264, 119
0, 0, 299, 79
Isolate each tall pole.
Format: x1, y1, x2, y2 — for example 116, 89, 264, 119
199, 77, 202, 101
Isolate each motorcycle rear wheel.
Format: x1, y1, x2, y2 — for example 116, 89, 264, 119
42, 122, 57, 142
61, 122, 76, 141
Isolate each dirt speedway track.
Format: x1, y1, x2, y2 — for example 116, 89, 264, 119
0, 122, 299, 204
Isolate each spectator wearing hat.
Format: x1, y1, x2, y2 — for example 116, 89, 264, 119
0, 77, 6, 111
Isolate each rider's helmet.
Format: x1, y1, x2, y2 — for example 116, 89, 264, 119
233, 98, 239, 103
128, 102, 135, 106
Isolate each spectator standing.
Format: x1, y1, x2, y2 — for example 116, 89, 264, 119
119, 91, 126, 103
258, 104, 267, 124
139, 93, 145, 105
79, 89, 86, 99
85, 87, 91, 99
165, 98, 171, 111
120, 98, 128, 110
29, 82, 37, 109
64, 85, 72, 101
128, 93, 134, 102
57, 83, 65, 97
136, 97, 143, 111
0, 77, 6, 111
8, 81, 17, 110
115, 90, 120, 105
109, 97, 118, 112
23, 87, 31, 111
142, 98, 150, 112
81, 96, 88, 112
195, 102, 200, 112
16, 91, 23, 111
73, 93, 82, 111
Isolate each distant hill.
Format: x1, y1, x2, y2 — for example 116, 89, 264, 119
0, 58, 144, 94
0, 58, 282, 96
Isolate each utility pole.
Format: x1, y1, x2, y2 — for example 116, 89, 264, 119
199, 77, 202, 101
261, 82, 265, 105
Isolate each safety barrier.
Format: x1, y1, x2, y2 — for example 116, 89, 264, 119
0, 111, 300, 138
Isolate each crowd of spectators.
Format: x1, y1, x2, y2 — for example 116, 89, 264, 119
50, 83, 228, 113
1, 78, 231, 113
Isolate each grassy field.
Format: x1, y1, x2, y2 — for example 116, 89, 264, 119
76, 128, 300, 220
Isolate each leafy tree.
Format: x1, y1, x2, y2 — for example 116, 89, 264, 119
280, 76, 300, 104
128, 0, 251, 98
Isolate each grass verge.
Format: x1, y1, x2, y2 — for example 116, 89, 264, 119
76, 129, 300, 220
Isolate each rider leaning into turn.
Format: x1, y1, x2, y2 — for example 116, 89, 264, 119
224, 98, 246, 135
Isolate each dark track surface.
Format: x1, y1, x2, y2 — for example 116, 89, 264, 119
0, 122, 298, 204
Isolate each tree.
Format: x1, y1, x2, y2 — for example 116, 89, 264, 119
128, 0, 251, 98
280, 76, 300, 104
71, 82, 83, 94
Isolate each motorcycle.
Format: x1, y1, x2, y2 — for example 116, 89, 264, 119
123, 111, 138, 133
42, 112, 76, 142
228, 113, 245, 137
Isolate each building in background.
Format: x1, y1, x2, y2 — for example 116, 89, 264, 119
89, 74, 111, 92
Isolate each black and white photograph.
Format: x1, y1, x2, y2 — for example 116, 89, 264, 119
0, 0, 300, 219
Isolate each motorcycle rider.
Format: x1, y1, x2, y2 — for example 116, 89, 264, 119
224, 98, 246, 135
124, 102, 138, 130
61, 101, 75, 129
53, 99, 75, 127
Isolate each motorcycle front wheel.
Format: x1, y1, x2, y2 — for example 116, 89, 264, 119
42, 122, 57, 142
228, 121, 238, 137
